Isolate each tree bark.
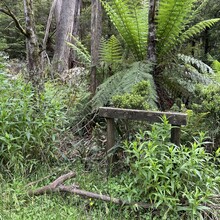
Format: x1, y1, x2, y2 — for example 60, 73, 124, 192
69, 0, 82, 68
147, 0, 158, 65
90, 0, 102, 96
23, 0, 44, 93
53, 0, 76, 74
41, 0, 58, 70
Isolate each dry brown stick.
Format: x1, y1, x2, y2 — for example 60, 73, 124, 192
28, 171, 151, 209
58, 185, 152, 209
28, 171, 76, 196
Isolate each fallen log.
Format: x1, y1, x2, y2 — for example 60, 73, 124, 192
28, 171, 151, 209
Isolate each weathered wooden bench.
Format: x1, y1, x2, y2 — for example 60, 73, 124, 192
98, 107, 187, 166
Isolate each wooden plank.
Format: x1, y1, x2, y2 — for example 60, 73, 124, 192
171, 126, 181, 146
99, 107, 187, 126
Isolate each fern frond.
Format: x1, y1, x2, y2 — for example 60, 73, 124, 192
178, 19, 220, 47
157, 0, 197, 58
99, 35, 122, 64
101, 0, 148, 60
91, 61, 156, 110
67, 35, 91, 64
161, 65, 213, 101
177, 54, 214, 74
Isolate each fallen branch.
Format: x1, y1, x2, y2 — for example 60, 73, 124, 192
28, 171, 152, 209
28, 171, 76, 196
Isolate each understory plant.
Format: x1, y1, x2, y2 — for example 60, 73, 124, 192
0, 75, 67, 175
190, 84, 220, 148
112, 80, 157, 110
122, 117, 220, 219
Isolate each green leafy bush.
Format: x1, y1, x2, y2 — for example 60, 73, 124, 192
122, 117, 220, 219
191, 84, 220, 148
0, 75, 67, 174
112, 80, 157, 110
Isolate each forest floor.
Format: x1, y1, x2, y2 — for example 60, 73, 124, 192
0, 162, 151, 220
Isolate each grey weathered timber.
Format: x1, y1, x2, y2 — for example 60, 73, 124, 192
99, 107, 187, 168
171, 126, 181, 146
99, 107, 187, 125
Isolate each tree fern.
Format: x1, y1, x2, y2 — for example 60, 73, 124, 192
101, 0, 148, 60
99, 35, 122, 65
91, 61, 157, 110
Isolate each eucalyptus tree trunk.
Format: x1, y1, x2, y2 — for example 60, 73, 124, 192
41, 0, 58, 70
90, 0, 102, 96
53, 0, 76, 74
23, 0, 44, 93
69, 0, 82, 68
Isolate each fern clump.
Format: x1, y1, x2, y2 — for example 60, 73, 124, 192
112, 80, 157, 110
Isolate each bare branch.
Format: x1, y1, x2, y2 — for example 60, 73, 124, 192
28, 171, 76, 196
0, 7, 28, 37
27, 171, 152, 209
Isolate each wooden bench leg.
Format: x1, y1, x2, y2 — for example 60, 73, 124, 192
106, 118, 115, 170
171, 125, 181, 146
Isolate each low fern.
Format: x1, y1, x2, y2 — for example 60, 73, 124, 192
99, 35, 122, 65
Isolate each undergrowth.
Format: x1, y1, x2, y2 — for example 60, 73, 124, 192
0, 74, 67, 175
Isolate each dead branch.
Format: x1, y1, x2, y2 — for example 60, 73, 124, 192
28, 171, 76, 196
28, 172, 152, 209
0, 7, 28, 37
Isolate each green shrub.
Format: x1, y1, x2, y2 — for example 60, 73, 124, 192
121, 117, 220, 219
112, 80, 157, 110
0, 76, 67, 174
191, 84, 220, 148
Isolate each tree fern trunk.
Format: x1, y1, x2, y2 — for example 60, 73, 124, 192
147, 0, 158, 65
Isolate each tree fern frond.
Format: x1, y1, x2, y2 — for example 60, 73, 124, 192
177, 54, 214, 74
101, 0, 148, 60
160, 65, 213, 101
178, 19, 220, 47
91, 61, 156, 110
99, 35, 122, 64
67, 35, 91, 65
157, 0, 197, 57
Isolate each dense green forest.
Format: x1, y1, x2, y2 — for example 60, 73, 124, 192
0, 0, 220, 219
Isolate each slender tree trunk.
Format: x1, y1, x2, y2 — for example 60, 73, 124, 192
53, 0, 76, 74
90, 0, 102, 96
23, 0, 44, 93
41, 0, 58, 70
69, 0, 82, 68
